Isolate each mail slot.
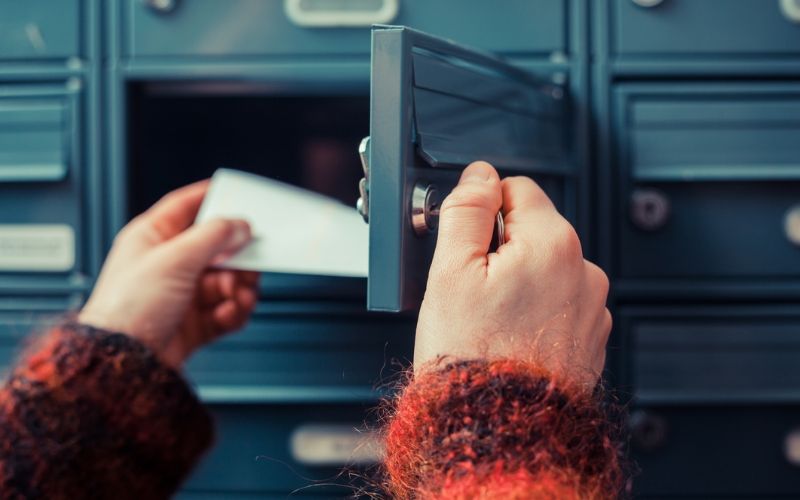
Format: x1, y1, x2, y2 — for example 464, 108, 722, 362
0, 82, 87, 282
622, 305, 800, 404
615, 83, 800, 281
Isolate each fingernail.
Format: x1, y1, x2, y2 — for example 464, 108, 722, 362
229, 221, 251, 248
460, 163, 492, 184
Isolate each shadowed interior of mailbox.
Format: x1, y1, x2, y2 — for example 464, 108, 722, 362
127, 82, 369, 218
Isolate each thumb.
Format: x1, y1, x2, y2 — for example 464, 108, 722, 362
433, 161, 502, 267
160, 219, 252, 272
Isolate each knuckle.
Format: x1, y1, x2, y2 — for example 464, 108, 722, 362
550, 219, 582, 260
587, 261, 610, 297
441, 182, 497, 214
602, 308, 613, 336
112, 219, 140, 246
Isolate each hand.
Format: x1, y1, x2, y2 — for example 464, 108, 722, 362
415, 162, 611, 390
79, 181, 260, 369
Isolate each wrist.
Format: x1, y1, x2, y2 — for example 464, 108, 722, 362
78, 305, 185, 368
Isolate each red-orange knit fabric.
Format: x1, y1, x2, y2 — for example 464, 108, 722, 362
383, 359, 626, 499
0, 325, 626, 499
0, 323, 213, 499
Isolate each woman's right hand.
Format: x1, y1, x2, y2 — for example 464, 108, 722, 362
414, 161, 611, 390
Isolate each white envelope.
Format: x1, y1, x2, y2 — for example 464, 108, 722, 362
195, 168, 368, 277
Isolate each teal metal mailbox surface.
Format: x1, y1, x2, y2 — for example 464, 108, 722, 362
615, 83, 800, 280
366, 26, 569, 312
2, 0, 800, 497
0, 0, 81, 61
124, 0, 565, 58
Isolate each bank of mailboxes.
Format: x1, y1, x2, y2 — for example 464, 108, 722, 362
2, 0, 800, 497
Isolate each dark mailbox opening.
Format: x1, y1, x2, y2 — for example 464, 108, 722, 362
128, 82, 369, 214
127, 81, 371, 299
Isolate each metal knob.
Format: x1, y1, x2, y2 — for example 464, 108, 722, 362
142, 0, 178, 14
780, 0, 800, 23
631, 0, 665, 7
630, 410, 668, 452
630, 188, 671, 231
785, 204, 800, 246
411, 183, 441, 237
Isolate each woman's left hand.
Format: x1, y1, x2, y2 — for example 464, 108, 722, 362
79, 180, 260, 369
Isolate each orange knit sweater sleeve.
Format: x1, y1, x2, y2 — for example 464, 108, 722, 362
0, 322, 213, 499
0, 323, 625, 499
383, 359, 627, 500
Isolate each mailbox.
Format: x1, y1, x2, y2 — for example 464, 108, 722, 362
361, 26, 570, 312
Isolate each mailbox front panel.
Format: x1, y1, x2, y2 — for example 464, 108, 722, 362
367, 26, 568, 312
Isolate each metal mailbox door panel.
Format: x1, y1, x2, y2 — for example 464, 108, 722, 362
0, 0, 81, 61
616, 83, 800, 281
364, 26, 568, 312
0, 82, 85, 281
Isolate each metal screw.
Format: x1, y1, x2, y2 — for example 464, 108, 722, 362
630, 410, 668, 452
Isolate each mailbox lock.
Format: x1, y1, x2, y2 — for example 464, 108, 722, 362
411, 183, 441, 237
630, 188, 671, 231
356, 137, 370, 223
630, 410, 668, 452
142, 0, 179, 13
785, 204, 800, 247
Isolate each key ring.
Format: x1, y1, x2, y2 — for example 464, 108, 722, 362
494, 212, 505, 250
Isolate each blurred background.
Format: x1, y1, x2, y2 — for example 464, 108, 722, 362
1, 0, 800, 498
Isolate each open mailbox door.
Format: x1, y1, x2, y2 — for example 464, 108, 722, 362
358, 26, 568, 312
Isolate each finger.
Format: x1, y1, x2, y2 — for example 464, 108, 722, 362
199, 270, 239, 306
213, 299, 248, 333
235, 285, 258, 312
500, 176, 555, 217
238, 271, 261, 287
219, 271, 237, 299
199, 272, 226, 305
160, 219, 251, 274
433, 161, 502, 267
141, 180, 211, 241
584, 260, 610, 304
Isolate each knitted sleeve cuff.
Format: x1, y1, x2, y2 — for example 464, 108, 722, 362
383, 359, 626, 499
0, 322, 213, 498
